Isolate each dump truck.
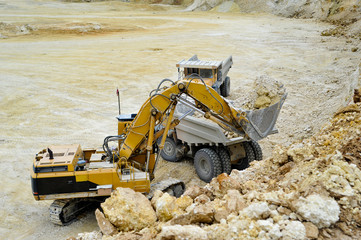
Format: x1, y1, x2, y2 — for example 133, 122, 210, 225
31, 77, 285, 225
159, 94, 286, 182
177, 55, 233, 97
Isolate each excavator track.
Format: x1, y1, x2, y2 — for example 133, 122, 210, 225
50, 199, 97, 225
148, 178, 185, 199
50, 199, 68, 225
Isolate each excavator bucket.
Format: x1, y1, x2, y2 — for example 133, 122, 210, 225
239, 93, 287, 141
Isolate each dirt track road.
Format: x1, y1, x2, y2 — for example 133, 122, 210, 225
0, 0, 359, 239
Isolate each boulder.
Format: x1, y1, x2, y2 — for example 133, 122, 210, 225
212, 198, 229, 222
320, 159, 361, 198
272, 145, 289, 165
241, 202, 271, 219
150, 190, 163, 208
209, 173, 242, 198
171, 201, 214, 225
192, 202, 214, 223
155, 192, 183, 221
224, 189, 246, 213
175, 195, 193, 211
95, 209, 117, 236
101, 188, 157, 231
281, 221, 306, 240
287, 143, 314, 163
294, 194, 340, 228
194, 194, 210, 204
183, 185, 203, 199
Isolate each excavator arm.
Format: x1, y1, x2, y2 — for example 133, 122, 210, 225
115, 78, 275, 175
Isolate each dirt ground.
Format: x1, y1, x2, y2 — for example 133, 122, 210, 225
0, 0, 360, 239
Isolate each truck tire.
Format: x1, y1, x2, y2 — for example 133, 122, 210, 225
217, 147, 232, 175
194, 148, 222, 183
160, 137, 182, 162
233, 142, 255, 170
250, 140, 263, 161
220, 76, 231, 97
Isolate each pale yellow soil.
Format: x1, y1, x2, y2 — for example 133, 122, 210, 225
0, 0, 360, 239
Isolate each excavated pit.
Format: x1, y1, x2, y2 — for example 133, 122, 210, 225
0, 0, 360, 239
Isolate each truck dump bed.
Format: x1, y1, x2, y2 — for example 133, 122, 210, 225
174, 114, 245, 146
175, 92, 287, 144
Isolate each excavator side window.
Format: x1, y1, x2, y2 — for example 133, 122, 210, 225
34, 166, 68, 173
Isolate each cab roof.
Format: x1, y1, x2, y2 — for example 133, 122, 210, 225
176, 55, 222, 70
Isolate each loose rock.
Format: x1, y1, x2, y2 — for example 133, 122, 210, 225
95, 209, 117, 236
303, 222, 319, 239
101, 188, 157, 231
158, 225, 208, 240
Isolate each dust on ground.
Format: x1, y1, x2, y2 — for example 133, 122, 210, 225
0, 0, 360, 239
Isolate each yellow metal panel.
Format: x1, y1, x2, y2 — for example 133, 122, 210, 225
75, 173, 88, 182
88, 169, 114, 186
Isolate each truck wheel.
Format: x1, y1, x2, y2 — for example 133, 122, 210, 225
250, 140, 263, 161
220, 76, 231, 97
194, 148, 222, 183
217, 147, 232, 175
160, 137, 182, 162
233, 142, 255, 170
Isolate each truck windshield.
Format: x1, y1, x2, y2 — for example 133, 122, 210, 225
199, 69, 213, 78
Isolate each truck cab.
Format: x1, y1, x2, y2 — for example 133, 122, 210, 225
176, 55, 233, 97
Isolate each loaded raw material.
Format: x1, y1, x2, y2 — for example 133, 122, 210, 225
73, 103, 361, 239
228, 75, 285, 110
195, 75, 285, 139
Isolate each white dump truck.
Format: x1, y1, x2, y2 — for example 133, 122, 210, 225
159, 93, 287, 182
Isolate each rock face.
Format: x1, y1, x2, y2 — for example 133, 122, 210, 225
210, 1, 241, 13
186, 0, 361, 26
101, 187, 157, 231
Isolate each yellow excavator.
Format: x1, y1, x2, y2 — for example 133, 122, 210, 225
31, 77, 286, 225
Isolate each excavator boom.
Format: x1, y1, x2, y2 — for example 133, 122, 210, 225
116, 79, 286, 174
